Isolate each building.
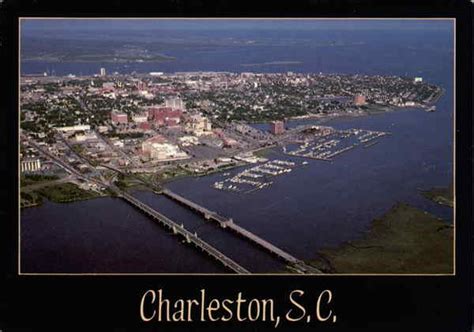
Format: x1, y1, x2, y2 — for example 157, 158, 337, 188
74, 131, 97, 143
56, 125, 91, 133
186, 113, 212, 135
97, 126, 109, 133
21, 159, 41, 173
136, 81, 147, 91
414, 77, 423, 83
100, 68, 106, 76
148, 107, 182, 126
111, 110, 128, 124
138, 122, 151, 131
165, 97, 185, 110
353, 94, 367, 106
132, 113, 148, 123
102, 82, 114, 90
178, 136, 199, 147
142, 135, 188, 160
270, 120, 285, 135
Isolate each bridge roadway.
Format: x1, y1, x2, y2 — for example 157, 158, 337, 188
24, 135, 320, 274
161, 189, 322, 274
118, 191, 250, 274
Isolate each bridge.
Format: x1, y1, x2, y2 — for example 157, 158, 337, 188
161, 189, 322, 274
162, 189, 233, 227
118, 190, 250, 274
23, 135, 320, 274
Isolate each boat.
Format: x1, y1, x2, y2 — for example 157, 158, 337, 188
426, 106, 436, 112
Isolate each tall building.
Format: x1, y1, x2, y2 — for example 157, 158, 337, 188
270, 120, 285, 135
100, 68, 106, 77
148, 107, 182, 126
165, 97, 185, 110
136, 81, 147, 91
353, 95, 366, 106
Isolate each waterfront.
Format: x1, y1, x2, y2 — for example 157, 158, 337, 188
21, 100, 453, 273
20, 20, 454, 273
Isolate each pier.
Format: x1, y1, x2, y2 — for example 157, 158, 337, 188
162, 189, 322, 274
118, 190, 250, 274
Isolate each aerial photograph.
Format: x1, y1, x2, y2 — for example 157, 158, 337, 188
19, 18, 454, 274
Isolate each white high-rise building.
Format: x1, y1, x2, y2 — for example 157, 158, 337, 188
165, 97, 185, 110
100, 68, 106, 77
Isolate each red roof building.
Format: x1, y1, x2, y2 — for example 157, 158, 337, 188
138, 122, 151, 131
111, 111, 128, 124
353, 95, 367, 106
270, 120, 285, 135
148, 107, 183, 126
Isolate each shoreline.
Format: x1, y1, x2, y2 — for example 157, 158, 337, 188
306, 187, 453, 274
420, 185, 453, 208
20, 100, 445, 208
21, 182, 108, 209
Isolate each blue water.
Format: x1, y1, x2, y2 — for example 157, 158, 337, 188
21, 198, 227, 273
21, 20, 454, 273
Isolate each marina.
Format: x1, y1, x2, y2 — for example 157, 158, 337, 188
284, 127, 389, 161
212, 127, 389, 194
212, 159, 298, 193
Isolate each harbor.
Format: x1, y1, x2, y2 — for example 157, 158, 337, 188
212, 159, 298, 193
283, 127, 389, 161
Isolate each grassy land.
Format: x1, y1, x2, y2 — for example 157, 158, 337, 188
20, 191, 43, 208
421, 185, 453, 207
252, 147, 274, 158
112, 168, 192, 192
21, 174, 59, 186
364, 104, 394, 115
25, 183, 102, 205
156, 167, 193, 182
307, 203, 453, 274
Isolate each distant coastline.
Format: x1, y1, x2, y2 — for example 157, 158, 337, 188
22, 54, 175, 63
241, 61, 302, 67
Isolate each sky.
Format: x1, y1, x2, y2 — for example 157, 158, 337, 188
21, 18, 454, 34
